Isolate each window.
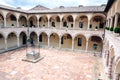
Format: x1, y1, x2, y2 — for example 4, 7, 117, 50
71, 24, 73, 28
61, 37, 63, 44
89, 24, 92, 28
39, 35, 42, 42
78, 38, 82, 46
52, 22, 55, 27
63, 21, 67, 27
93, 44, 98, 50
79, 22, 83, 28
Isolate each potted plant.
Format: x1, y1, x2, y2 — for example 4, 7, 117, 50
110, 27, 113, 31
105, 27, 110, 30
114, 27, 120, 36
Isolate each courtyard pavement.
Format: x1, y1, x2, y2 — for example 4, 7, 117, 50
0, 48, 103, 80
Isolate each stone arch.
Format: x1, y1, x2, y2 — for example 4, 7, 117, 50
19, 15, 27, 27
39, 15, 48, 28
49, 15, 60, 28
61, 33, 72, 49
7, 32, 17, 49
88, 35, 103, 52
114, 59, 120, 80
50, 32, 59, 48
19, 31, 27, 46
0, 12, 4, 27
75, 15, 88, 30
6, 12, 17, 27
74, 34, 87, 50
62, 14, 74, 29
90, 14, 106, 30
0, 33, 5, 50
39, 32, 48, 46
30, 32, 38, 45
29, 15, 37, 27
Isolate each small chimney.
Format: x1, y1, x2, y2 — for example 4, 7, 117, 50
78, 5, 83, 7
16, 7, 21, 9
60, 6, 64, 8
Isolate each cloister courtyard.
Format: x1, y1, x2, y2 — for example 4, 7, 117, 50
0, 48, 105, 80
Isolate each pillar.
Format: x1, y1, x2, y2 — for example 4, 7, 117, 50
110, 17, 113, 28
85, 39, 89, 52
72, 38, 74, 51
37, 36, 39, 46
37, 20, 39, 27
4, 17, 6, 27
60, 20, 62, 29
17, 18, 19, 27
114, 13, 118, 29
5, 38, 7, 50
48, 36, 50, 47
17, 37, 20, 47
87, 19, 90, 30
59, 36, 61, 49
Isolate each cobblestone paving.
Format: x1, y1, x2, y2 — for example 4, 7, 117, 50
0, 48, 97, 80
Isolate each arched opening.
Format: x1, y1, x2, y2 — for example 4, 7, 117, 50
114, 60, 120, 79
39, 32, 48, 46
0, 33, 5, 51
7, 32, 17, 49
108, 47, 115, 79
0, 13, 4, 27
29, 16, 37, 27
30, 32, 37, 45
39, 16, 48, 28
90, 15, 105, 30
74, 34, 86, 50
61, 33, 72, 49
62, 15, 73, 29
19, 15, 27, 27
75, 15, 88, 30
88, 35, 103, 52
49, 15, 60, 28
50, 33, 59, 48
6, 13, 17, 27
19, 32, 27, 46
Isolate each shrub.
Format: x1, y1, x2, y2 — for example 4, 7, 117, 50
105, 27, 110, 30
95, 26, 98, 29
110, 27, 113, 31
114, 27, 120, 33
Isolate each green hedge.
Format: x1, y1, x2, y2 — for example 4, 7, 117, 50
105, 27, 110, 30
114, 27, 120, 33
110, 27, 114, 31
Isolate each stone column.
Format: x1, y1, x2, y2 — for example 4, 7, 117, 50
37, 20, 39, 27
17, 37, 20, 47
59, 36, 61, 49
73, 20, 75, 29
48, 36, 50, 47
60, 20, 62, 29
5, 38, 7, 50
85, 39, 89, 52
37, 36, 39, 46
114, 13, 118, 29
87, 19, 90, 30
17, 18, 19, 27
110, 17, 113, 28
72, 38, 74, 51
4, 17, 6, 27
